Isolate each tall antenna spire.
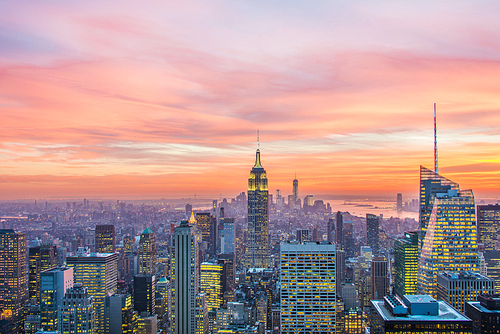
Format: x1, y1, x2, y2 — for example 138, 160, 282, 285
257, 130, 260, 150
434, 102, 438, 174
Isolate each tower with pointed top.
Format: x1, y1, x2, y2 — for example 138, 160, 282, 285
293, 174, 298, 209
246, 138, 270, 269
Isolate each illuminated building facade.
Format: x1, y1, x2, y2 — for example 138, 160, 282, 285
296, 229, 309, 243
394, 231, 418, 297
417, 168, 479, 298
196, 213, 216, 256
95, 224, 116, 253
123, 236, 134, 256
29, 242, 58, 302
343, 307, 363, 334
104, 294, 137, 334
246, 147, 270, 269
200, 262, 223, 312
366, 214, 380, 256
477, 204, 500, 251
138, 227, 157, 276
40, 267, 73, 331
0, 229, 27, 332
67, 252, 118, 334
280, 242, 337, 333
59, 283, 94, 334
171, 219, 200, 334
437, 271, 494, 314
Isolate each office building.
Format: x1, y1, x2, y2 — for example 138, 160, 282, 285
337, 211, 343, 248
343, 307, 363, 334
336, 250, 346, 295
293, 177, 298, 207
59, 283, 94, 334
29, 243, 58, 302
465, 294, 500, 334
327, 218, 334, 243
196, 213, 216, 256
477, 204, 500, 251
280, 242, 337, 333
397, 193, 403, 211
200, 262, 223, 312
437, 271, 494, 314
394, 231, 418, 297
157, 276, 170, 324
138, 227, 157, 276
246, 145, 270, 269
67, 252, 118, 334
171, 218, 200, 334
0, 229, 27, 331
296, 229, 309, 243
344, 221, 355, 258
221, 218, 235, 254
40, 267, 73, 331
95, 225, 115, 253
366, 214, 380, 256
417, 166, 479, 298
370, 294, 472, 334
123, 236, 134, 256
137, 314, 157, 334
104, 294, 137, 334
483, 251, 500, 293
372, 257, 389, 300
134, 275, 155, 316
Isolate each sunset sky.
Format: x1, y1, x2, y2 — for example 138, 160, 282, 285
1, 1, 500, 200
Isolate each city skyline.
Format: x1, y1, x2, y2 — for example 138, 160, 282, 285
2, 1, 500, 200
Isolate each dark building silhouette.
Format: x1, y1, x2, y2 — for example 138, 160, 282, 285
366, 214, 380, 256
95, 224, 115, 253
134, 275, 155, 316
336, 211, 343, 248
466, 294, 500, 334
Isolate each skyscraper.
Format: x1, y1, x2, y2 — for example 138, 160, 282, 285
366, 214, 380, 256
246, 144, 270, 269
200, 261, 223, 333
138, 227, 157, 276
59, 283, 94, 334
293, 176, 298, 207
171, 219, 200, 334
477, 204, 500, 251
95, 224, 116, 253
104, 294, 137, 334
196, 212, 216, 256
280, 242, 337, 333
394, 231, 418, 297
337, 211, 344, 248
417, 167, 479, 298
67, 252, 118, 334
134, 275, 156, 316
29, 242, 58, 302
371, 257, 389, 300
343, 221, 355, 258
397, 193, 403, 211
40, 267, 73, 331
0, 229, 27, 332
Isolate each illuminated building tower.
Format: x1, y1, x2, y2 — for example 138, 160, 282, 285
477, 205, 500, 292
134, 275, 155, 316
246, 145, 270, 269
343, 307, 363, 334
280, 242, 337, 333
200, 261, 223, 333
337, 211, 344, 248
417, 168, 479, 298
40, 267, 73, 331
371, 257, 389, 300
123, 236, 134, 257
366, 214, 380, 256
59, 283, 94, 334
293, 176, 298, 207
437, 271, 494, 314
296, 229, 309, 243
394, 231, 418, 297
171, 219, 201, 334
95, 224, 116, 253
29, 242, 58, 302
104, 294, 137, 334
221, 218, 235, 255
196, 213, 216, 256
0, 229, 27, 331
139, 227, 157, 276
418, 166, 459, 252
67, 252, 118, 334
157, 277, 170, 326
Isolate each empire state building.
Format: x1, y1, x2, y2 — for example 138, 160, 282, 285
246, 144, 270, 269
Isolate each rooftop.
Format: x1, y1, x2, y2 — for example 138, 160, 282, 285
438, 271, 492, 281
372, 299, 470, 322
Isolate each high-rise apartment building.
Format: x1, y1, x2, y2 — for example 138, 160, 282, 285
59, 283, 94, 334
417, 167, 479, 298
371, 257, 389, 300
40, 267, 73, 331
394, 231, 418, 297
437, 271, 494, 314
0, 229, 27, 331
246, 146, 270, 269
280, 242, 337, 333
366, 214, 380, 256
171, 219, 200, 334
95, 225, 116, 253
29, 242, 58, 301
67, 252, 118, 334
138, 227, 157, 276
292, 177, 298, 207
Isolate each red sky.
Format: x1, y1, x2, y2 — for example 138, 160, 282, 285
1, 1, 500, 200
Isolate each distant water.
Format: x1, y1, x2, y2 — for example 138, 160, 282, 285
328, 200, 418, 220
